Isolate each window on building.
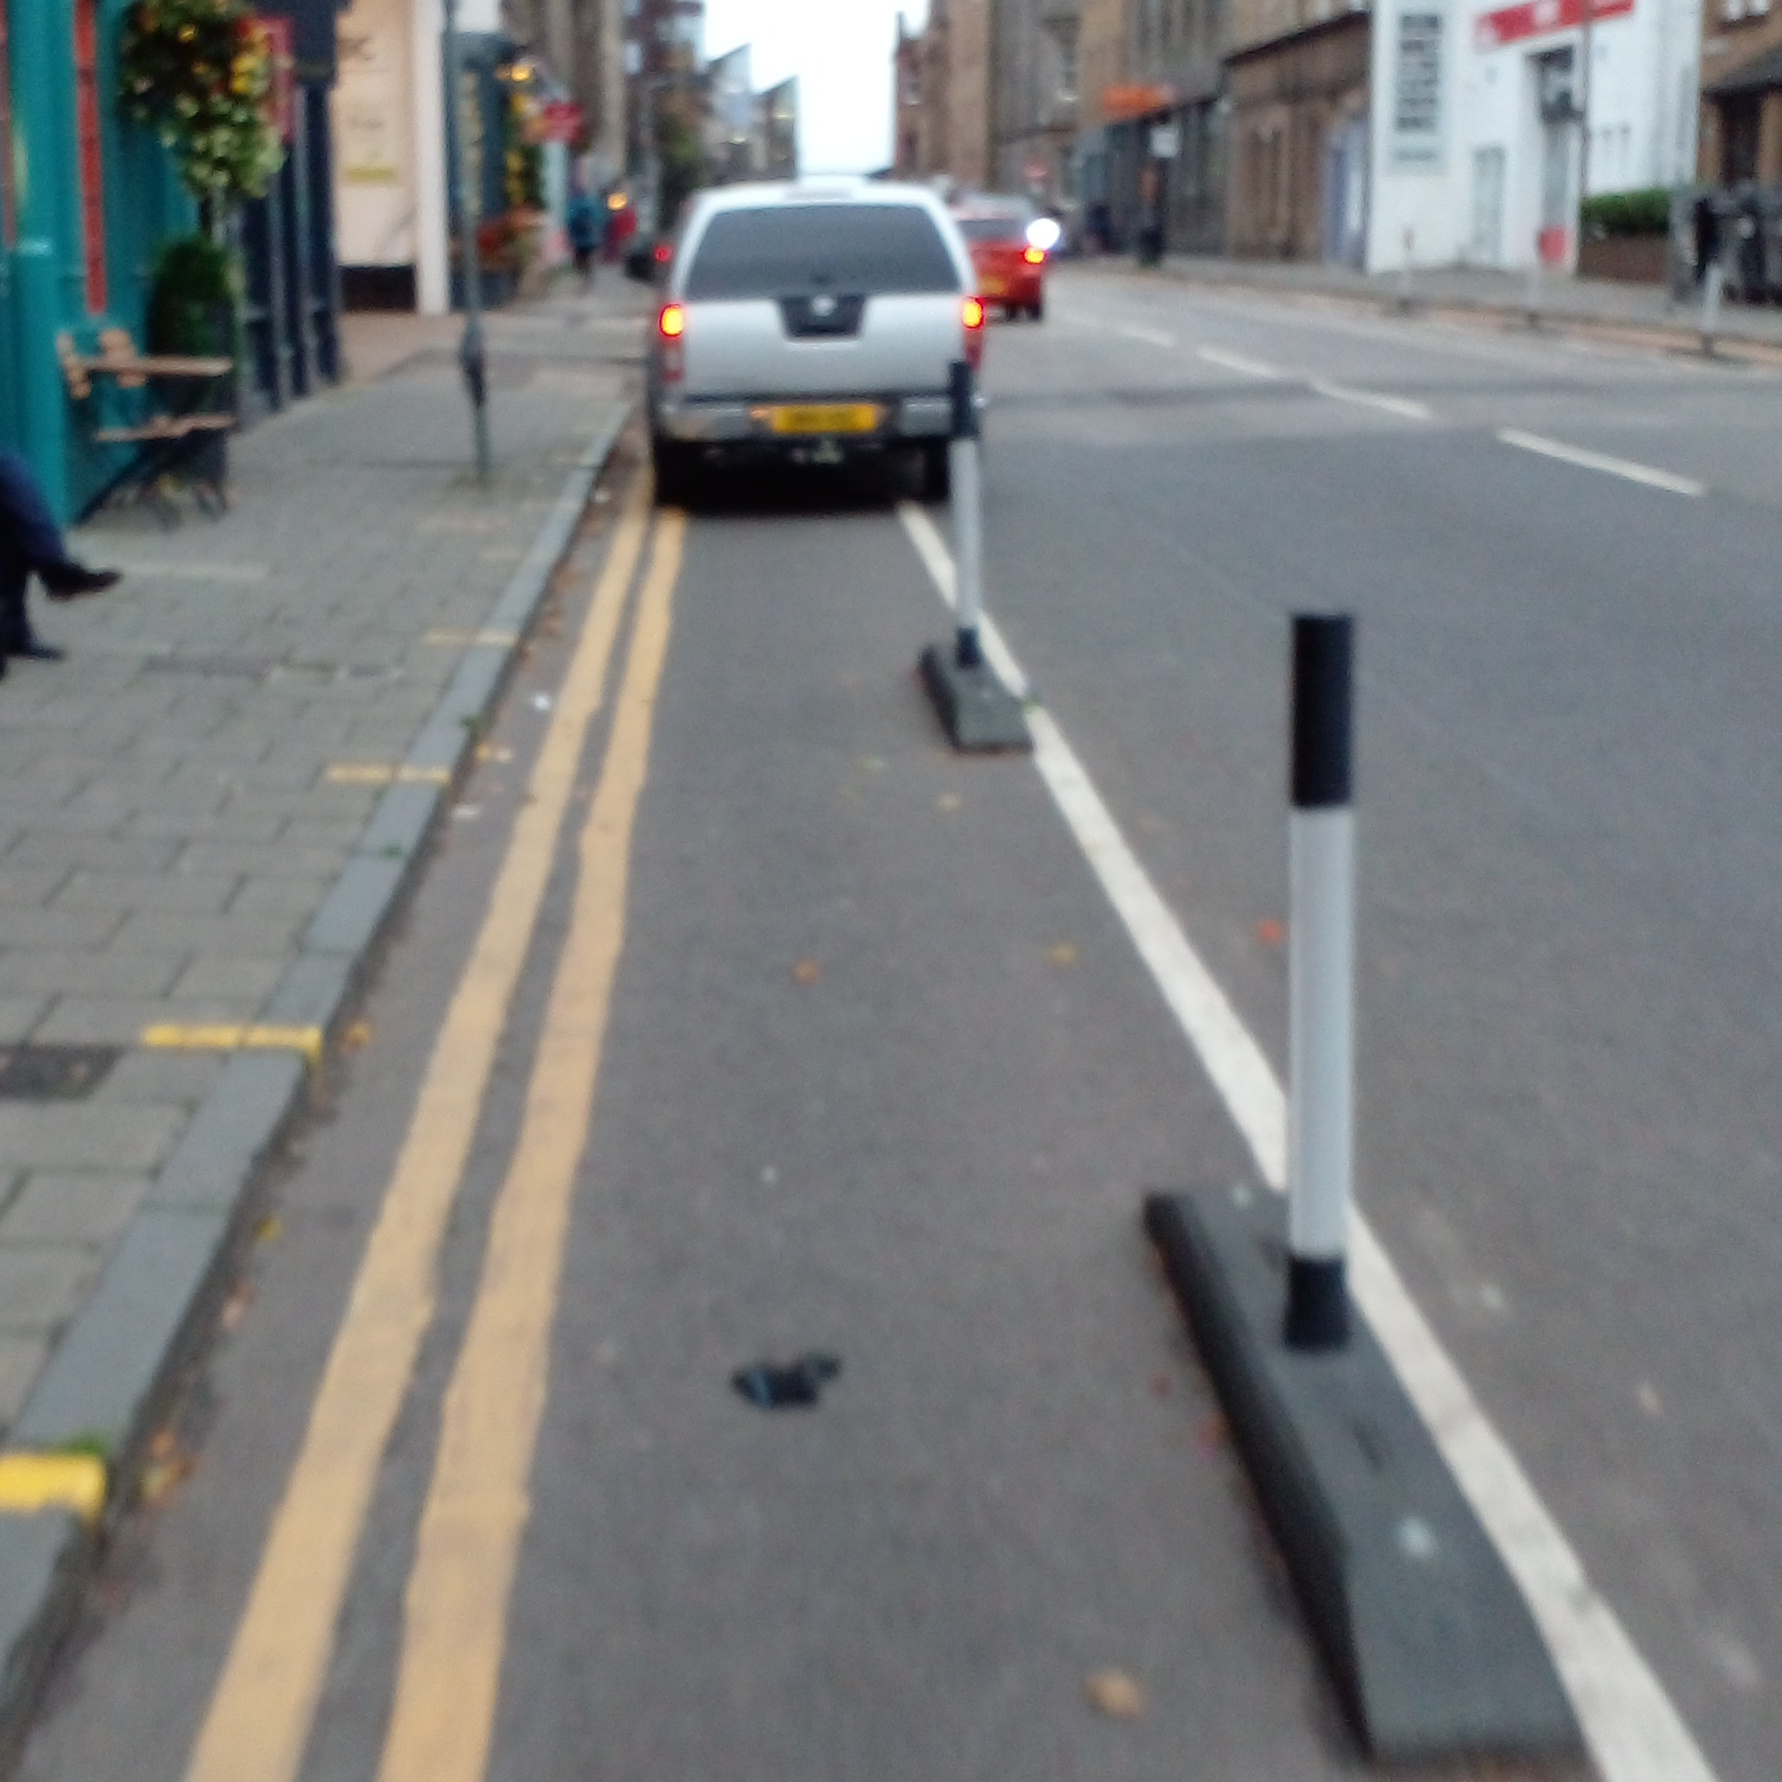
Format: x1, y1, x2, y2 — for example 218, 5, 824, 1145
0, 0, 15, 248
74, 0, 107, 312
1722, 96, 1761, 179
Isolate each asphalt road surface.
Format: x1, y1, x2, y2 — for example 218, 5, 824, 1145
18, 267, 1782, 1782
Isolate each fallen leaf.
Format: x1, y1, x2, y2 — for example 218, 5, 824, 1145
138, 1449, 195, 1511
937, 792, 962, 812
1086, 1669, 1145, 1719
341, 1019, 373, 1053
1149, 1373, 1172, 1398
1194, 1412, 1229, 1455
219, 1282, 255, 1333
147, 1427, 178, 1463
1255, 918, 1285, 947
1046, 942, 1078, 968
253, 1213, 283, 1246
791, 960, 822, 985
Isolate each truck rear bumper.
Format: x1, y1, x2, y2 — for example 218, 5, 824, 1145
656, 394, 953, 444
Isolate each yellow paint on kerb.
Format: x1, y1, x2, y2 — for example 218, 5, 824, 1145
180, 473, 655, 1782
0, 1454, 106, 1522
374, 510, 685, 1782
324, 764, 453, 787
140, 1025, 324, 1068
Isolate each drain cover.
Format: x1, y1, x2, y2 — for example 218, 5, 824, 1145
0, 1046, 123, 1100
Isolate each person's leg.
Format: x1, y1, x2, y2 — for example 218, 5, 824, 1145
0, 449, 69, 568
0, 545, 35, 658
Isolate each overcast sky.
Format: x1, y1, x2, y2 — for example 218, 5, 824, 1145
703, 0, 930, 174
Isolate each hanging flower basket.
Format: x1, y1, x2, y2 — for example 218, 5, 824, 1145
119, 0, 286, 209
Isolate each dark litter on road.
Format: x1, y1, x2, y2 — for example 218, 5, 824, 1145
730, 1353, 842, 1410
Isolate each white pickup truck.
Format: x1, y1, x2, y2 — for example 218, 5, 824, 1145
646, 180, 986, 503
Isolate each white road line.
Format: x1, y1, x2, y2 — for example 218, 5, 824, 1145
895, 497, 1721, 1782
1305, 379, 1432, 420
1498, 428, 1706, 497
1196, 345, 1282, 380
1116, 320, 1177, 348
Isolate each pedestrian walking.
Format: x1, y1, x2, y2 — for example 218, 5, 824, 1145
1694, 193, 1721, 287
566, 184, 606, 288
0, 450, 121, 667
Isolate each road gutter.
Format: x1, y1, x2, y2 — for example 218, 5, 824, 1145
0, 403, 632, 1773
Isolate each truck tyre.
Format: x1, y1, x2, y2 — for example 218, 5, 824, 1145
919, 439, 951, 502
652, 436, 697, 507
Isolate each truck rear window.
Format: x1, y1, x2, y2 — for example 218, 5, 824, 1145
956, 215, 1030, 243
684, 204, 960, 299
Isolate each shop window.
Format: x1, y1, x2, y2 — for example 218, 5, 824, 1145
74, 0, 106, 312
0, 0, 14, 247
1723, 95, 1762, 181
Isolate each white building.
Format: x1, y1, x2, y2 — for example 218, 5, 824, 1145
332, 0, 466, 313
1366, 0, 1700, 273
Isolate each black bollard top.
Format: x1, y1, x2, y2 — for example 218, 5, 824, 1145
1291, 613, 1353, 809
949, 360, 979, 441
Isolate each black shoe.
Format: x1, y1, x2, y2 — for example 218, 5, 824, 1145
8, 638, 65, 662
39, 562, 120, 600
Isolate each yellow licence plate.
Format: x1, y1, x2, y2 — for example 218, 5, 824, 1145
767, 403, 882, 436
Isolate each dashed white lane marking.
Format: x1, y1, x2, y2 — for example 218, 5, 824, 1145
895, 497, 1721, 1782
1309, 379, 1434, 421
1117, 320, 1177, 348
1197, 345, 1282, 380
1497, 428, 1706, 496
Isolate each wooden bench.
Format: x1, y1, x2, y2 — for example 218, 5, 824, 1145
58, 328, 236, 521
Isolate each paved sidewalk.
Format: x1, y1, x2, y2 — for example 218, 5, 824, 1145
1146, 250, 1782, 354
0, 280, 639, 1455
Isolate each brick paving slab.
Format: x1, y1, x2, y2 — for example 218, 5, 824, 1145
0, 280, 639, 1443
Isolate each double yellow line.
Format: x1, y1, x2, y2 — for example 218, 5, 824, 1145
183, 479, 685, 1782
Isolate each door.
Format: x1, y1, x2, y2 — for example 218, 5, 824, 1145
1321, 113, 1368, 268
1471, 145, 1505, 264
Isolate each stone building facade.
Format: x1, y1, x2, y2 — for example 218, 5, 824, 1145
1224, 0, 1369, 262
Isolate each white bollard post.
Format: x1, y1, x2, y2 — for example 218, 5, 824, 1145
1701, 259, 1724, 357
949, 360, 985, 670
1397, 228, 1415, 312
1285, 613, 1356, 1350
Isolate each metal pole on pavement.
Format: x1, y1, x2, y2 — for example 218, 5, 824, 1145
949, 361, 984, 670
443, 0, 492, 482
1701, 258, 1724, 356
1525, 233, 1544, 327
1285, 613, 1356, 1351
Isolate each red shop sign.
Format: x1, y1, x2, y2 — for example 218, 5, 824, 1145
1474, 0, 1634, 52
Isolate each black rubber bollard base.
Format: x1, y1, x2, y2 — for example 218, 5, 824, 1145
918, 642, 1031, 753
1142, 1184, 1582, 1764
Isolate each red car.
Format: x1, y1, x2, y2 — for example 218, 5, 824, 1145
953, 204, 1049, 321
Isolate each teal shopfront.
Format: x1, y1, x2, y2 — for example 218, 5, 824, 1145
2, 0, 193, 522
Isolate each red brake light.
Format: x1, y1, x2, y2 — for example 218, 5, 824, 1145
1023, 246, 1045, 265
658, 302, 686, 339
653, 241, 672, 264
962, 295, 986, 331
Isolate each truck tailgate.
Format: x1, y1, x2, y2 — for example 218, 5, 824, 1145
682, 293, 962, 397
